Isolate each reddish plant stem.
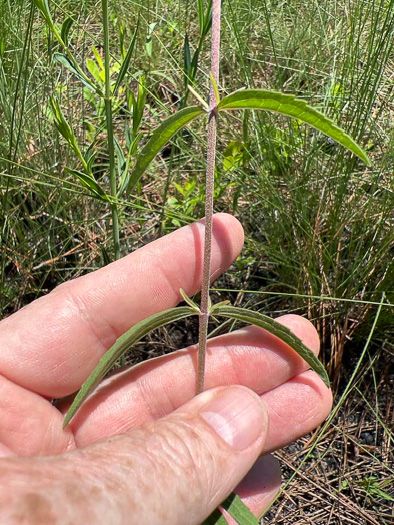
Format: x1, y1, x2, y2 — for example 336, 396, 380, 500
197, 0, 221, 395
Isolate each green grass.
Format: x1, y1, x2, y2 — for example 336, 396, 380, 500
1, 0, 393, 521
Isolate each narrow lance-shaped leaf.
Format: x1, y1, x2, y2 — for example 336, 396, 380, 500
65, 168, 107, 200
60, 17, 73, 47
197, 0, 205, 36
64, 300, 330, 427
133, 76, 147, 138
213, 305, 330, 387
54, 53, 97, 93
201, 0, 213, 39
125, 106, 205, 195
32, 0, 56, 32
204, 492, 259, 525
113, 19, 139, 95
50, 97, 85, 164
184, 34, 192, 86
218, 89, 371, 165
63, 306, 197, 427
210, 72, 220, 106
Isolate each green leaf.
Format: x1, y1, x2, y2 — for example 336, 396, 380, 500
114, 20, 139, 95
187, 84, 209, 110
33, 0, 55, 31
184, 34, 191, 85
214, 305, 330, 388
65, 167, 107, 200
50, 97, 82, 159
179, 289, 200, 312
190, 47, 200, 80
197, 0, 204, 36
86, 57, 102, 84
118, 135, 141, 195
63, 306, 197, 427
125, 106, 205, 195
133, 76, 147, 138
210, 72, 220, 106
60, 17, 73, 47
204, 493, 259, 525
218, 89, 370, 165
92, 46, 104, 71
54, 53, 97, 92
146, 22, 157, 58
201, 0, 213, 39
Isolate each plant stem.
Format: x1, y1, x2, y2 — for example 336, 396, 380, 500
197, 0, 221, 395
102, 0, 120, 261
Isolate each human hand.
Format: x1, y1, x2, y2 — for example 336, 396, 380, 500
0, 214, 332, 524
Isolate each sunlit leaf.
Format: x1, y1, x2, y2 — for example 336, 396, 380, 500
210, 72, 220, 106
50, 97, 82, 160
133, 76, 147, 138
63, 306, 197, 427
54, 53, 97, 92
146, 22, 157, 58
125, 106, 205, 195
114, 19, 139, 95
32, 0, 55, 31
60, 17, 73, 47
218, 89, 370, 165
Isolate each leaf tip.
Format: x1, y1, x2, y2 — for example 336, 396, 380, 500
62, 413, 72, 429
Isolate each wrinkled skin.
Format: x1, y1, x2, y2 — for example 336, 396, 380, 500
0, 214, 332, 524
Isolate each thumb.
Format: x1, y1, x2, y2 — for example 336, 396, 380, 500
100, 385, 269, 524
0, 386, 268, 524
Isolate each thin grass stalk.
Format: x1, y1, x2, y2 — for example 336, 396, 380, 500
1, 2, 34, 279
102, 0, 120, 260
197, 0, 221, 394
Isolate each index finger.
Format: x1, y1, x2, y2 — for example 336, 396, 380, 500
0, 214, 244, 398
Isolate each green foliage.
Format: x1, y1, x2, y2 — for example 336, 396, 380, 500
204, 492, 259, 524
65, 167, 107, 200
113, 20, 139, 95
213, 306, 330, 387
126, 87, 369, 208
63, 306, 196, 427
60, 17, 73, 47
50, 97, 86, 168
218, 89, 370, 165
32, 0, 56, 34
183, 0, 212, 90
54, 53, 97, 92
125, 106, 205, 195
64, 297, 329, 426
357, 477, 394, 503
2, 1, 393, 522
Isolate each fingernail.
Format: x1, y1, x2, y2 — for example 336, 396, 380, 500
200, 387, 266, 451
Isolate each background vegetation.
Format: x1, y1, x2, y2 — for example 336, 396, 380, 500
1, 0, 393, 522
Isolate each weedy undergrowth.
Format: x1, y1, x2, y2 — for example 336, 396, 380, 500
59, 2, 371, 524
33, 0, 144, 263
36, 0, 370, 523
